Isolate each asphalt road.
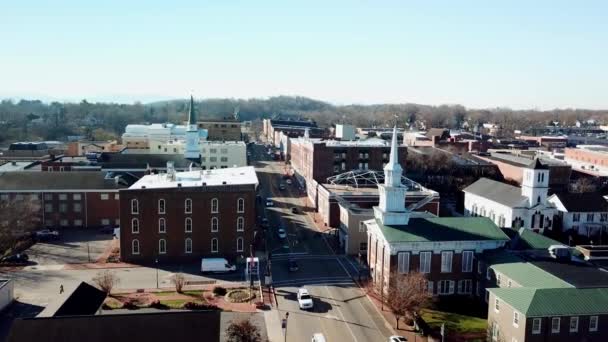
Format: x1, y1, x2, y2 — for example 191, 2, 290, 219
250, 143, 393, 342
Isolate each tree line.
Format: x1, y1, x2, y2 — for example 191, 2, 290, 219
1, 96, 607, 144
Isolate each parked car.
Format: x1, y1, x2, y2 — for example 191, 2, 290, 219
279, 184, 286, 191
291, 207, 298, 214
311, 334, 326, 342
389, 336, 408, 342
35, 229, 59, 241
297, 288, 314, 310
288, 259, 299, 272
99, 226, 114, 234
201, 258, 236, 273
265, 199, 274, 207
261, 218, 269, 227
0, 253, 29, 264
277, 228, 287, 239
286, 179, 292, 185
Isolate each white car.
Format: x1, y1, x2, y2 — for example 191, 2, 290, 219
389, 336, 408, 342
265, 199, 274, 207
277, 228, 287, 239
297, 288, 314, 310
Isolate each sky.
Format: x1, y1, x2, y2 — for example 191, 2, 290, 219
1, 0, 607, 110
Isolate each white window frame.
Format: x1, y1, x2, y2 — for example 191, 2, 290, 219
441, 251, 453, 273
462, 250, 474, 272
487, 267, 492, 280
158, 218, 166, 233
494, 298, 500, 313
551, 317, 560, 333
131, 199, 139, 214
185, 198, 192, 214
211, 217, 218, 232
427, 281, 433, 294
589, 315, 598, 332
513, 311, 519, 328
185, 217, 192, 232
100, 193, 109, 200
73, 194, 82, 200
569, 316, 578, 333
437, 280, 454, 295
132, 239, 140, 255
236, 237, 244, 252
237, 198, 245, 213
458, 279, 472, 294
358, 222, 366, 233
532, 318, 541, 334
211, 238, 218, 253
419, 251, 431, 273
159, 239, 166, 254
211, 198, 218, 213
491, 322, 499, 341
158, 199, 166, 214
397, 252, 410, 274
185, 238, 192, 254
131, 218, 139, 234
237, 217, 244, 232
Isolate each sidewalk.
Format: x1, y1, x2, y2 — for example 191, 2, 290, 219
264, 310, 284, 342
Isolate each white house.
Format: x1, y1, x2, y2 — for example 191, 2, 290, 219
547, 192, 608, 237
463, 159, 558, 232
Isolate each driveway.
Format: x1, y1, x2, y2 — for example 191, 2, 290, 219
25, 229, 114, 266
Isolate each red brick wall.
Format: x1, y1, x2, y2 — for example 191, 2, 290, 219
120, 186, 256, 263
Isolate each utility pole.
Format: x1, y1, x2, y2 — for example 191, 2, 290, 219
155, 258, 159, 288
282, 312, 289, 342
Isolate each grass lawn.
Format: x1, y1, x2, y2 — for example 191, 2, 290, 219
159, 299, 191, 309
153, 291, 179, 297
421, 309, 487, 335
182, 290, 205, 297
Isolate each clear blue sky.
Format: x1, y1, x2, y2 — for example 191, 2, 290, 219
1, 0, 607, 109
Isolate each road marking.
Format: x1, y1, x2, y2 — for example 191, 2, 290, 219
23, 264, 65, 271
273, 277, 353, 286
323, 285, 359, 342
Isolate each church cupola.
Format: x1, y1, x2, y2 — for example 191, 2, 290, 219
374, 126, 409, 225
521, 158, 549, 207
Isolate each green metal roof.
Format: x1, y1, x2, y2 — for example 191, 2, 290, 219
490, 260, 573, 289
512, 228, 563, 250
489, 287, 608, 317
378, 217, 510, 243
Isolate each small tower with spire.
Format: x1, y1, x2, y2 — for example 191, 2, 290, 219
184, 95, 200, 160
374, 126, 409, 225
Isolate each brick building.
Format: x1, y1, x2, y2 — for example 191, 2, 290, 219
0, 172, 126, 229
262, 118, 319, 146
196, 119, 242, 141
119, 165, 258, 263
289, 136, 407, 202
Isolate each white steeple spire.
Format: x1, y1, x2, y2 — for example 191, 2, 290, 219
374, 126, 409, 225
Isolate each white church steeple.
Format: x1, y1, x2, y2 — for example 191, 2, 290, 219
521, 158, 549, 207
184, 95, 200, 160
374, 126, 409, 225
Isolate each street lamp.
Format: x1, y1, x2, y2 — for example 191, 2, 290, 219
155, 258, 159, 289
282, 312, 289, 342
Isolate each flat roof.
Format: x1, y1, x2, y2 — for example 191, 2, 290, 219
129, 166, 258, 190
0, 171, 128, 191
531, 260, 608, 288
0, 161, 35, 172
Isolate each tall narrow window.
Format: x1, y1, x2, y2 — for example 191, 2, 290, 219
131, 218, 139, 233
462, 251, 474, 272
397, 252, 410, 274
236, 237, 244, 252
131, 199, 139, 214
185, 198, 192, 214
569, 317, 578, 332
159, 218, 166, 233
419, 251, 431, 273
441, 251, 453, 273
211, 217, 218, 232
159, 239, 166, 254
237, 217, 244, 232
158, 199, 166, 214
185, 238, 192, 254
532, 318, 541, 334
132, 239, 140, 255
237, 198, 245, 213
551, 317, 560, 333
211, 198, 218, 213
185, 217, 192, 232
211, 238, 218, 253
589, 316, 598, 332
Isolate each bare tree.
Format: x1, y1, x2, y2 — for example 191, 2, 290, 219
92, 270, 120, 294
0, 198, 41, 255
171, 273, 186, 293
225, 319, 262, 342
387, 271, 433, 329
569, 178, 598, 193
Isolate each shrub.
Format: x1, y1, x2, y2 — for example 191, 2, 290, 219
213, 286, 227, 296
148, 300, 168, 310
183, 301, 219, 311
122, 299, 138, 310
226, 289, 255, 303
92, 270, 120, 294
171, 273, 186, 293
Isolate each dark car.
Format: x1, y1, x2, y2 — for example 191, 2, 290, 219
288, 259, 299, 272
291, 207, 298, 214
279, 184, 286, 191
100, 226, 114, 234
1, 253, 29, 264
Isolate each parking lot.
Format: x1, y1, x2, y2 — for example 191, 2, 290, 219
24, 229, 114, 266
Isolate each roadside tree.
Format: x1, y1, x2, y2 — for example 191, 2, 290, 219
387, 271, 433, 329
0, 198, 41, 256
225, 319, 262, 342
92, 270, 120, 294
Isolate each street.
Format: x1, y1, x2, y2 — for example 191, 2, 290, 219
251, 143, 393, 342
